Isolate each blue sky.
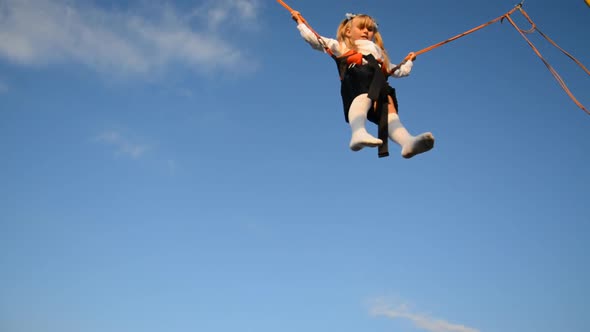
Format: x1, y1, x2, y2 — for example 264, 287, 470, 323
1, 1, 589, 332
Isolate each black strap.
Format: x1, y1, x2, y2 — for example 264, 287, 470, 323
377, 99, 389, 158
364, 55, 390, 158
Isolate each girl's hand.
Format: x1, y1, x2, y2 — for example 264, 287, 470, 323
392, 60, 413, 77
291, 11, 304, 24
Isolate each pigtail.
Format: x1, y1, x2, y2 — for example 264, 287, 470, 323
337, 19, 354, 50
374, 32, 391, 71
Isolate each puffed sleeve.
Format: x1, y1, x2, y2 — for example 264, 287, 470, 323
297, 23, 341, 55
388, 60, 413, 78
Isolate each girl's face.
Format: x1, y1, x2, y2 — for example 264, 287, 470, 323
346, 17, 376, 42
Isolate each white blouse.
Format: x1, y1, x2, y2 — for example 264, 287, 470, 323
296, 23, 412, 77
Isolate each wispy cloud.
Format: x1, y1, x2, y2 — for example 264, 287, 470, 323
0, 0, 260, 76
195, 0, 259, 29
370, 300, 480, 332
96, 130, 150, 159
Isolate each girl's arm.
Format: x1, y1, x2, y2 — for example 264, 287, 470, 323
297, 24, 340, 54
292, 11, 340, 55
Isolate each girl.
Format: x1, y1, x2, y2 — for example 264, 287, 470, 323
292, 12, 435, 158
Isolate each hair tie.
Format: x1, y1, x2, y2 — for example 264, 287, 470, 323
345, 13, 357, 20
344, 13, 378, 28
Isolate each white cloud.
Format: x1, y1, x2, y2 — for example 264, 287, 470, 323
196, 0, 259, 29
0, 0, 260, 76
370, 301, 480, 332
96, 130, 150, 159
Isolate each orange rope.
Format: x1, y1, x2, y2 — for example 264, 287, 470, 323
409, 6, 521, 59
276, 0, 334, 56
506, 7, 588, 115
510, 7, 589, 77
276, 0, 295, 13
535, 28, 590, 77
405, 4, 588, 115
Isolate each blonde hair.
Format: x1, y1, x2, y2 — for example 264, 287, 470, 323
336, 14, 391, 70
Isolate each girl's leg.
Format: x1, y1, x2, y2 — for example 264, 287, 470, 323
348, 93, 383, 151
387, 96, 435, 158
